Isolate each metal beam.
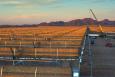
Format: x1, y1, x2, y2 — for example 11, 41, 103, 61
0, 45, 80, 48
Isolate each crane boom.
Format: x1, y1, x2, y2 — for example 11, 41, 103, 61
90, 9, 103, 33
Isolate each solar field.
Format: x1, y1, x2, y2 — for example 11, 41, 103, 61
0, 26, 87, 77
0, 26, 86, 59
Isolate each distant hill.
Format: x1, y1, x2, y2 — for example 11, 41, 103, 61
38, 18, 115, 26
0, 18, 115, 27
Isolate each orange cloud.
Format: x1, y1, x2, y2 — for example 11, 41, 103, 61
5, 13, 48, 20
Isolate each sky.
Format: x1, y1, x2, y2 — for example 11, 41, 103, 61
0, 0, 115, 25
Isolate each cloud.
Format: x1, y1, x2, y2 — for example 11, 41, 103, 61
11, 14, 48, 19
0, 0, 62, 9
0, 0, 22, 5
0, 0, 114, 7
0, 0, 59, 7
0, 13, 48, 20
79, 0, 115, 3
0, 0, 30, 8
91, 0, 115, 3
0, 13, 49, 25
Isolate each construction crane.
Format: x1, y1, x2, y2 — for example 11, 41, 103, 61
90, 9, 104, 33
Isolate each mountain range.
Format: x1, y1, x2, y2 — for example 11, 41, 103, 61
0, 18, 115, 27
38, 18, 115, 26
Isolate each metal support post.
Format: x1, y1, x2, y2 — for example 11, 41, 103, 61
35, 67, 37, 77
1, 67, 3, 77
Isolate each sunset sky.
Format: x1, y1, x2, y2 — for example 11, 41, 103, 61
0, 0, 115, 25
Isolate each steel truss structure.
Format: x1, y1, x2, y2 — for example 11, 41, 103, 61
0, 31, 87, 77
